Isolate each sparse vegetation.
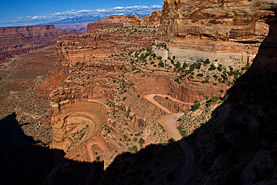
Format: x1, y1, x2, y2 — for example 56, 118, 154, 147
127, 145, 138, 152
191, 100, 200, 111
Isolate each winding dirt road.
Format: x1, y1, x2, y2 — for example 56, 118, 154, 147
144, 94, 195, 184
86, 137, 108, 162
144, 94, 194, 114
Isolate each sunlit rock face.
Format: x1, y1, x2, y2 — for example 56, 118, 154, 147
159, 0, 275, 42
157, 0, 277, 67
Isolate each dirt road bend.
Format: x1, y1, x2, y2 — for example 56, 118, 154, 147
144, 94, 195, 184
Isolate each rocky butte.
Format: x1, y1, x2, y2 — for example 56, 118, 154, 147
0, 25, 71, 63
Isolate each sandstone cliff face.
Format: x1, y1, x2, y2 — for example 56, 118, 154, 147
0, 25, 68, 63
157, 0, 277, 68
159, 0, 275, 41
56, 29, 155, 73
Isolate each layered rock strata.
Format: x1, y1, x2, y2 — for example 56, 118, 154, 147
0, 25, 68, 62
56, 30, 156, 73
157, 0, 277, 68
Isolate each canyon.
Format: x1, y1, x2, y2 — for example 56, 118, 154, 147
0, 0, 276, 185
0, 25, 73, 63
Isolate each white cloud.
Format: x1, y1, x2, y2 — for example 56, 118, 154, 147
1, 5, 162, 27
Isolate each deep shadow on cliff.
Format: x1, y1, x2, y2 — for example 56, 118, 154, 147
0, 113, 64, 185
0, 112, 105, 185
1, 9, 276, 185
183, 9, 277, 185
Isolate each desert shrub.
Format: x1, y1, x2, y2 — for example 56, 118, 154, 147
175, 78, 180, 84
138, 138, 145, 147
191, 100, 200, 111
221, 71, 228, 81
158, 61, 165, 67
209, 64, 216, 71
128, 146, 138, 152
197, 73, 204, 77
217, 64, 223, 71
182, 62, 188, 69
177, 125, 187, 137
203, 58, 210, 64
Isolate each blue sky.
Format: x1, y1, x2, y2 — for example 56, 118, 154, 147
0, 0, 164, 27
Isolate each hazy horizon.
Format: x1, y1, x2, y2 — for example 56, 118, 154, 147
0, 0, 163, 27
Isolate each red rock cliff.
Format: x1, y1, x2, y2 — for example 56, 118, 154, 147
0, 25, 56, 35
0, 25, 68, 62
159, 0, 276, 42
156, 0, 277, 68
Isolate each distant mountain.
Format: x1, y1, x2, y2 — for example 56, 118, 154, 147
51, 13, 148, 25
51, 15, 105, 24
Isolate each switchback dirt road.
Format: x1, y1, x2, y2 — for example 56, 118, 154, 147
144, 94, 195, 184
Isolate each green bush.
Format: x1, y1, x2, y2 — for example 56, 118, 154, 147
126, 138, 131, 141
209, 96, 219, 103
191, 100, 200, 111
182, 62, 188, 69
177, 125, 187, 137
138, 138, 145, 147
175, 78, 181, 84
158, 61, 165, 67
197, 73, 204, 77
203, 58, 210, 64
217, 64, 223, 71
221, 71, 228, 81
208, 64, 216, 71
128, 146, 138, 152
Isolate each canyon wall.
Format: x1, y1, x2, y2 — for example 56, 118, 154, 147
157, 0, 277, 67
56, 30, 155, 74
87, 11, 161, 33
0, 25, 69, 62
0, 25, 56, 35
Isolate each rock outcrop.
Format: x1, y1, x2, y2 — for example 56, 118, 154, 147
157, 0, 277, 68
159, 0, 275, 42
56, 29, 155, 73
87, 12, 161, 33
0, 25, 69, 63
